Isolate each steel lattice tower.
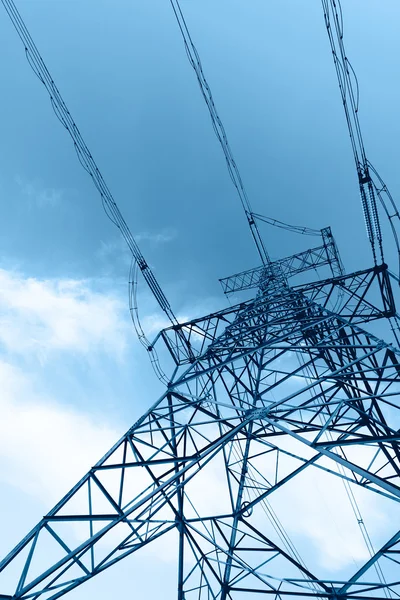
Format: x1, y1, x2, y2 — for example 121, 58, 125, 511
1, 240, 400, 599
2, 1, 400, 599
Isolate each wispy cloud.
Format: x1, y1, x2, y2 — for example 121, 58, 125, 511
135, 229, 176, 245
98, 229, 176, 259
15, 176, 64, 208
97, 229, 176, 272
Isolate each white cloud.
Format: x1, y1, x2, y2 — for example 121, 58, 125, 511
0, 269, 129, 360
0, 268, 395, 585
267, 457, 388, 572
0, 359, 120, 504
0, 269, 131, 506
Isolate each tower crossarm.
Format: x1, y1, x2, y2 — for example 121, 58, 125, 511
158, 264, 395, 369
295, 263, 396, 324
219, 227, 344, 295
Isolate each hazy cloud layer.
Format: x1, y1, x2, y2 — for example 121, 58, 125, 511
0, 269, 129, 360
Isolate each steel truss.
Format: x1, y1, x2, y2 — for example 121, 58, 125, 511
1, 0, 400, 597
1, 248, 400, 600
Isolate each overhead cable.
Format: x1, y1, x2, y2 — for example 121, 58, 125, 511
322, 0, 384, 264
252, 214, 321, 237
169, 0, 271, 266
1, 0, 182, 333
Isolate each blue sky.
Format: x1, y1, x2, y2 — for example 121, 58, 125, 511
1, 1, 400, 598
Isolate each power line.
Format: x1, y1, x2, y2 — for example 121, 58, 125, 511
322, 0, 384, 263
252, 214, 321, 237
1, 0, 181, 330
169, 0, 271, 267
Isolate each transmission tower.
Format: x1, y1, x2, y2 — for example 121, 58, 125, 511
1, 1, 400, 599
